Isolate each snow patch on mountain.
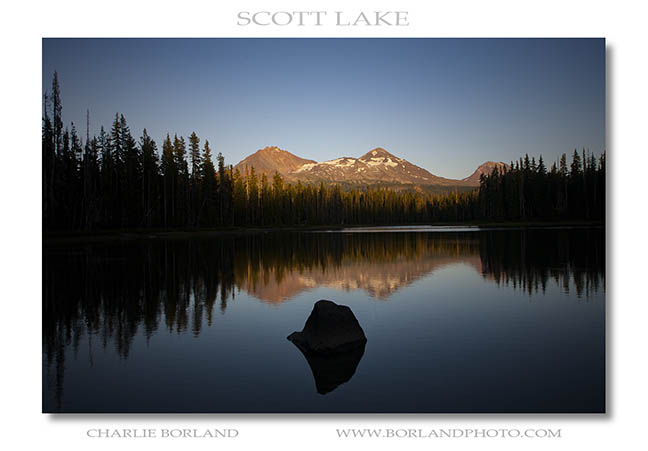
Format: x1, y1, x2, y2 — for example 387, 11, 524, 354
321, 157, 357, 167
294, 163, 317, 172
365, 157, 399, 167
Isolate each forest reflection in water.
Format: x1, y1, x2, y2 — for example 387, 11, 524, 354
43, 227, 605, 412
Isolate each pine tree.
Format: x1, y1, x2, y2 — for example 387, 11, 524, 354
80, 135, 99, 229
537, 155, 547, 175
570, 149, 582, 177
42, 93, 55, 228
189, 132, 201, 181
260, 173, 271, 226
161, 134, 176, 227
173, 135, 189, 226
51, 72, 63, 157
121, 115, 141, 226
217, 152, 227, 226
247, 167, 259, 225
200, 140, 216, 225
232, 169, 247, 226
140, 129, 159, 227
188, 132, 201, 225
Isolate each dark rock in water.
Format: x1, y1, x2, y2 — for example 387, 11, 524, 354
287, 300, 367, 355
288, 300, 368, 394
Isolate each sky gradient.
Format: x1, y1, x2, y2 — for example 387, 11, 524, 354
42, 38, 605, 179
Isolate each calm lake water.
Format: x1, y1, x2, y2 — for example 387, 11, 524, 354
43, 227, 605, 413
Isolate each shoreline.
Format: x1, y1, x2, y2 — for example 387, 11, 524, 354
43, 220, 605, 244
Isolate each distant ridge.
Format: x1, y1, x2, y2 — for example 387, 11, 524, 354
234, 146, 504, 187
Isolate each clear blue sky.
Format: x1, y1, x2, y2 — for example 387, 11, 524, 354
42, 38, 605, 179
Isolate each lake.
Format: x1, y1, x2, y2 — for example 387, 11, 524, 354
42, 227, 605, 413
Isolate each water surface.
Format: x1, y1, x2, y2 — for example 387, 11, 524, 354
43, 227, 605, 413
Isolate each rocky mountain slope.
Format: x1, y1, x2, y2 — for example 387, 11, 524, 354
234, 146, 316, 177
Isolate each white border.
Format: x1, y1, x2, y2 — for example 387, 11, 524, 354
2, 0, 647, 450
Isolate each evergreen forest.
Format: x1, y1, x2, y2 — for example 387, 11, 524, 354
42, 72, 605, 233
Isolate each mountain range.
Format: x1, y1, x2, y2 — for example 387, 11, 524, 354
234, 146, 508, 188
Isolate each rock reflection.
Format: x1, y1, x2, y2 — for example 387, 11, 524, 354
292, 343, 367, 395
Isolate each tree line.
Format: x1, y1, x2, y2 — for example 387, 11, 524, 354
43, 72, 605, 232
477, 152, 605, 221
